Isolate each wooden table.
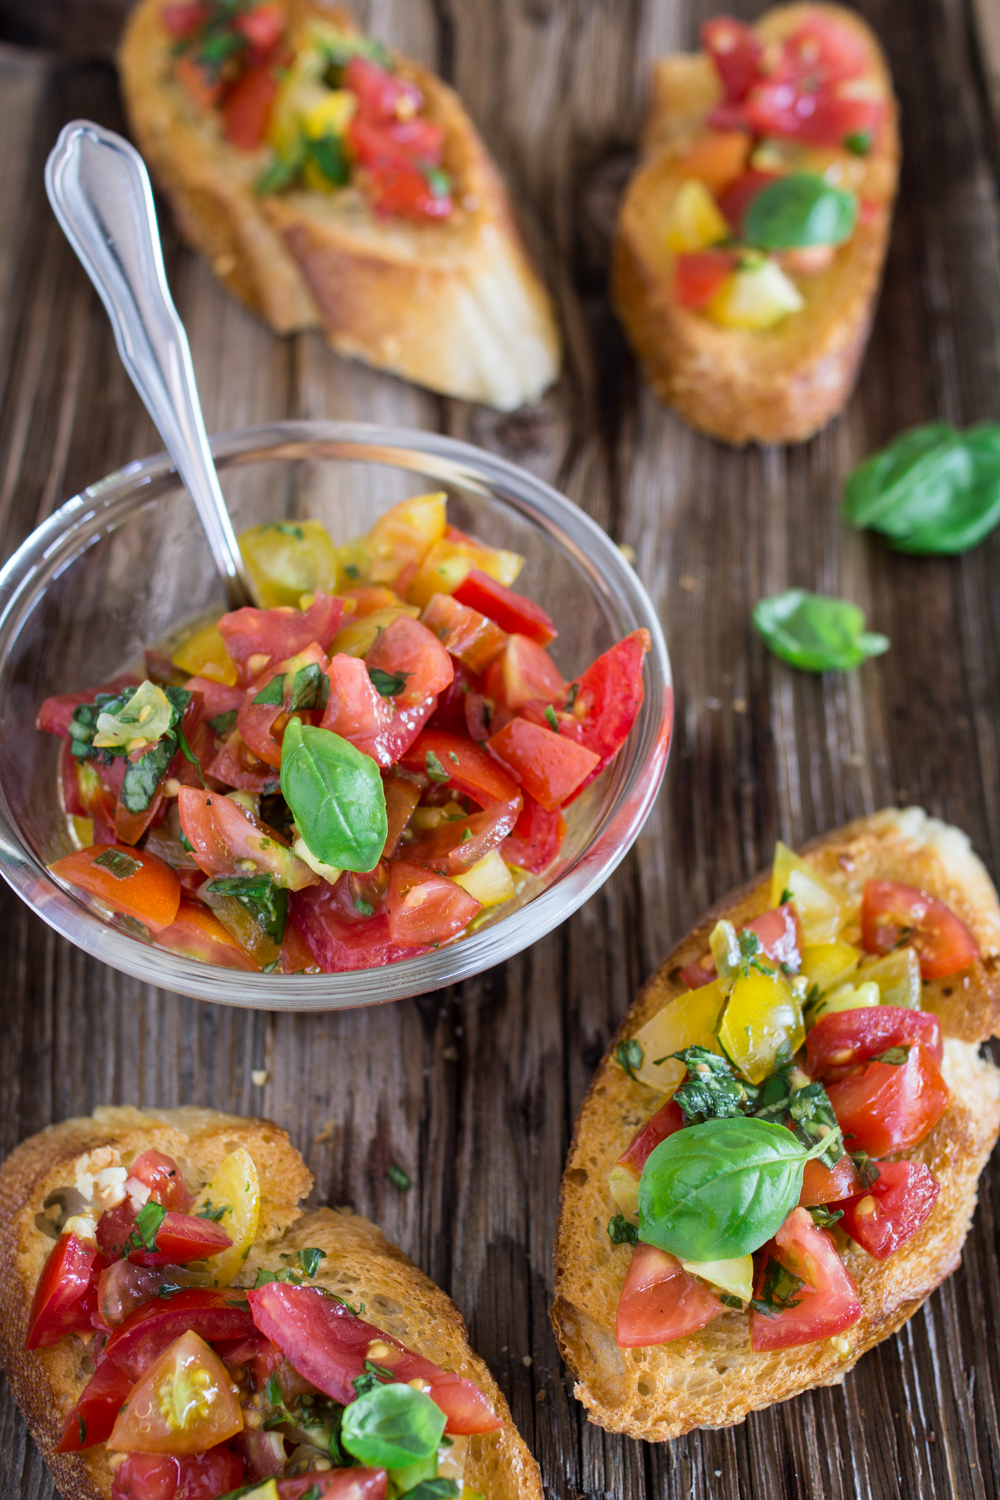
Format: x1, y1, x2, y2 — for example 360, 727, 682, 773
2, 2, 1000, 1496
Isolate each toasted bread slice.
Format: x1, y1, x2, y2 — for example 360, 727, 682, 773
118, 0, 561, 410
551, 808, 1000, 1441
613, 3, 900, 445
0, 1106, 542, 1500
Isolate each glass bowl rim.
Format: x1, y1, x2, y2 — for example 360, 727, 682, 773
0, 419, 672, 1010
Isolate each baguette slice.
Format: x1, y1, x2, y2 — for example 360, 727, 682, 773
118, 0, 561, 410
0, 1105, 542, 1500
551, 807, 1000, 1441
613, 3, 900, 445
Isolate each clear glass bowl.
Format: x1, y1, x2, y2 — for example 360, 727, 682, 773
0, 422, 671, 1009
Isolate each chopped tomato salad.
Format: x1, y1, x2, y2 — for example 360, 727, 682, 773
666, 10, 889, 332
606, 838, 975, 1352
39, 494, 651, 975
30, 1144, 497, 1497
166, 2, 455, 222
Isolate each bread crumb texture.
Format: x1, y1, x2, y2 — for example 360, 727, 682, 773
552, 807, 1000, 1440
0, 1107, 541, 1500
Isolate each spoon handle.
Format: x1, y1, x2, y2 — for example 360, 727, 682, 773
45, 119, 253, 609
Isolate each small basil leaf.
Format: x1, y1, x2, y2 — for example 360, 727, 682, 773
637, 1116, 837, 1261
753, 589, 889, 673
253, 675, 286, 707
404, 1482, 460, 1500
844, 422, 1000, 554
368, 666, 409, 697
288, 662, 330, 713
306, 131, 351, 187
210, 709, 238, 735
614, 1038, 644, 1080
280, 719, 387, 873
744, 173, 857, 250
340, 1382, 445, 1470
120, 736, 177, 813
92, 849, 141, 880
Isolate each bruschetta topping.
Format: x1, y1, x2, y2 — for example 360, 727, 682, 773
607, 839, 978, 1352
26, 1146, 497, 1499
40, 497, 650, 975
666, 9, 888, 329
164, 3, 455, 222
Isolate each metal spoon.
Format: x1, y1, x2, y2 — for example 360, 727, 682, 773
45, 119, 254, 609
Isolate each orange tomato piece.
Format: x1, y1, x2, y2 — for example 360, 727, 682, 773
108, 1330, 243, 1455
50, 844, 181, 930
674, 131, 750, 193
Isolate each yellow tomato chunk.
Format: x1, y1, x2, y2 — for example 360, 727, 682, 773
452, 850, 515, 907
191, 1147, 261, 1288
857, 947, 921, 1009
407, 535, 523, 610
800, 939, 860, 999
629, 979, 727, 1093
771, 842, 844, 945
717, 968, 804, 1085
608, 1163, 640, 1223
665, 178, 730, 251
365, 492, 447, 589
238, 519, 341, 608
171, 621, 236, 687
681, 1255, 754, 1303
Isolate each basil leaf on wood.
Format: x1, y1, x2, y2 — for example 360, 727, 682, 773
843, 421, 1000, 554
340, 1382, 446, 1470
637, 1116, 841, 1261
280, 719, 387, 872
753, 589, 889, 672
744, 173, 857, 250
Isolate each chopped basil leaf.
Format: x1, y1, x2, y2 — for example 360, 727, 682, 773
354, 896, 375, 917
850, 1151, 880, 1190
124, 1200, 167, 1256
544, 705, 559, 731
253, 676, 285, 707
197, 1200, 231, 1222
297, 1246, 327, 1278
607, 1214, 639, 1245
204, 873, 288, 944
209, 710, 238, 735
753, 589, 889, 673
844, 129, 874, 156
92, 848, 141, 880
614, 1038, 644, 1081
671, 1047, 744, 1124
176, 724, 206, 787
368, 666, 409, 697
749, 1255, 805, 1317
718, 1292, 744, 1309
875, 1044, 910, 1066
404, 1482, 461, 1500
424, 749, 450, 782
807, 1204, 845, 1229
308, 131, 351, 187
422, 165, 451, 200
387, 1163, 411, 1192
256, 147, 304, 196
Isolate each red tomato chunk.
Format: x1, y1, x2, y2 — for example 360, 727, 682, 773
838, 1161, 940, 1259
615, 1243, 723, 1348
749, 1209, 861, 1352
861, 879, 978, 978
825, 1043, 949, 1157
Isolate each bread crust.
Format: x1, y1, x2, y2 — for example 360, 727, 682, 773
0, 1106, 542, 1500
118, 0, 561, 409
612, 3, 900, 445
551, 807, 1000, 1441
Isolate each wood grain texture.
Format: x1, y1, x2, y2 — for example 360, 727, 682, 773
1, 2, 1000, 1497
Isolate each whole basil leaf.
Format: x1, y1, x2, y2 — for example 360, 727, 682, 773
280, 719, 387, 872
637, 1116, 836, 1261
844, 421, 1000, 554
340, 1382, 445, 1469
753, 589, 889, 672
744, 173, 857, 250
